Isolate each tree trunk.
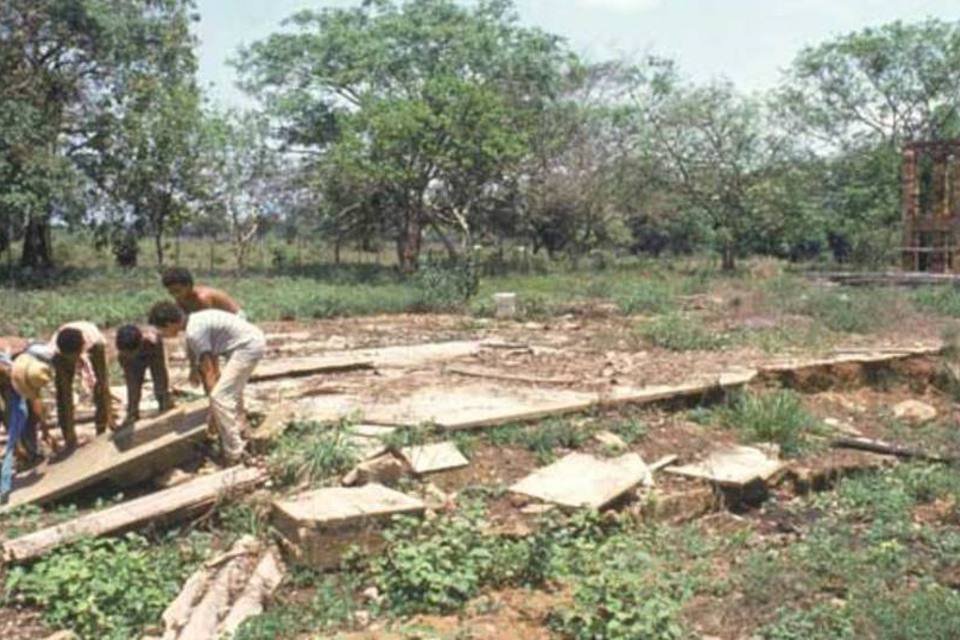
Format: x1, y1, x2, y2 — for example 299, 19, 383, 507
155, 232, 164, 267
20, 215, 53, 269
397, 209, 422, 273
721, 244, 736, 271
333, 236, 341, 265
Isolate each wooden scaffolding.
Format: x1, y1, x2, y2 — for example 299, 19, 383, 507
902, 140, 960, 273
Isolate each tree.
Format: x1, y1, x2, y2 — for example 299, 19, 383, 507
646, 81, 787, 271
199, 111, 280, 272
779, 19, 960, 149
0, 0, 201, 270
235, 0, 572, 271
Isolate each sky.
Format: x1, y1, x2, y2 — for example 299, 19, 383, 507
195, 0, 960, 108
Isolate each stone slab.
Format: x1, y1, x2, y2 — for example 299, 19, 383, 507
664, 445, 785, 487
510, 452, 651, 509
399, 442, 469, 475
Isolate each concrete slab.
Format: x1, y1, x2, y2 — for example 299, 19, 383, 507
363, 383, 596, 430
272, 484, 425, 568
665, 445, 785, 487
510, 452, 651, 509
2, 401, 208, 511
399, 442, 469, 475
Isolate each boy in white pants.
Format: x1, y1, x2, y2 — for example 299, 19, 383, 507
148, 302, 265, 464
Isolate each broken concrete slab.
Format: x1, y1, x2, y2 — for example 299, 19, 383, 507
341, 453, 409, 486
1, 401, 209, 511
3, 466, 266, 564
362, 383, 597, 430
510, 452, 651, 510
892, 399, 937, 424
272, 483, 425, 569
665, 445, 785, 488
593, 431, 627, 450
602, 369, 758, 407
399, 442, 469, 475
250, 355, 374, 382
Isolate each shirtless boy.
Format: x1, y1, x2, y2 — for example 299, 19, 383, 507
161, 267, 244, 316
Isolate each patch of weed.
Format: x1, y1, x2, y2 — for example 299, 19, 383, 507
760, 604, 855, 640
614, 280, 675, 315
4, 533, 204, 640
268, 420, 360, 486
639, 314, 728, 351
717, 390, 818, 456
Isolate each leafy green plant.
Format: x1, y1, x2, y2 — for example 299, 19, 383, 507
267, 421, 360, 486
615, 280, 675, 315
5, 534, 201, 640
717, 390, 817, 456
411, 257, 479, 312
235, 575, 362, 640
760, 604, 855, 640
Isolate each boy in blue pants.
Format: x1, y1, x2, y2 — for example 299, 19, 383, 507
1, 349, 52, 504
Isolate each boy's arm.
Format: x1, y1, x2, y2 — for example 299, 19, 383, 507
198, 352, 220, 395
119, 352, 145, 427
89, 345, 114, 430
150, 340, 174, 411
54, 357, 76, 444
29, 398, 52, 450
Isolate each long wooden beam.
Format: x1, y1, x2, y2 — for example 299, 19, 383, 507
2, 466, 266, 564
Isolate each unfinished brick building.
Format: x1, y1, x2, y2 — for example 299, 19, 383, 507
902, 140, 960, 272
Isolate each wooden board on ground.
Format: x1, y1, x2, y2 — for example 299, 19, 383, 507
665, 445, 785, 487
399, 442, 469, 474
3, 466, 266, 563
1, 401, 208, 511
510, 452, 651, 509
363, 383, 597, 430
273, 484, 425, 568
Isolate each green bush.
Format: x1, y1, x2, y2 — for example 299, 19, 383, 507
717, 390, 817, 456
5, 534, 201, 640
615, 280, 675, 315
411, 257, 479, 312
863, 584, 960, 640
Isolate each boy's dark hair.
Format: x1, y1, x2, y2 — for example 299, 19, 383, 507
56, 328, 85, 355
161, 267, 194, 289
148, 301, 185, 328
115, 324, 143, 352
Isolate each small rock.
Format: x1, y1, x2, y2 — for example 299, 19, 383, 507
824, 417, 862, 436
508, 492, 532, 508
523, 322, 545, 331
593, 431, 626, 449
44, 632, 80, 640
342, 454, 409, 487
893, 400, 937, 425
362, 586, 381, 603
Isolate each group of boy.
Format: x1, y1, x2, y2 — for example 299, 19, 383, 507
0, 268, 266, 503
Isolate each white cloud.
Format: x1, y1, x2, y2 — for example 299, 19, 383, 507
573, 0, 662, 12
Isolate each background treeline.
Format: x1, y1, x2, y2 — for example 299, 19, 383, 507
2, 0, 960, 279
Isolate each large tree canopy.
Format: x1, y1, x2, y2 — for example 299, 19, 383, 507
235, 0, 574, 271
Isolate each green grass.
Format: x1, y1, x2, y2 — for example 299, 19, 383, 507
639, 313, 729, 351
267, 420, 361, 487
715, 390, 820, 456
485, 418, 594, 463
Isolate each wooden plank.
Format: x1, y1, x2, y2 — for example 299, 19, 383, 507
399, 442, 469, 475
665, 445, 785, 487
510, 452, 651, 509
1, 401, 209, 511
2, 466, 266, 563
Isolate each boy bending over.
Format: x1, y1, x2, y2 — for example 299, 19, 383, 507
148, 303, 264, 464
48, 322, 114, 447
115, 325, 174, 428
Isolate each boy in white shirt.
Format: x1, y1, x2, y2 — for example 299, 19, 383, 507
148, 302, 265, 464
